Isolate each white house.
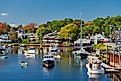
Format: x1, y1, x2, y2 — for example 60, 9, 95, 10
74, 39, 91, 49
0, 34, 12, 43
90, 34, 109, 43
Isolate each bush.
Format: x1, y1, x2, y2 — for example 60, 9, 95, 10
21, 39, 28, 44
63, 42, 69, 46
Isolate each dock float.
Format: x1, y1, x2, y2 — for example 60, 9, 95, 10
102, 63, 121, 73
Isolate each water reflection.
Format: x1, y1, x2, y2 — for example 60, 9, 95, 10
7, 47, 13, 53
0, 60, 7, 68
43, 67, 54, 74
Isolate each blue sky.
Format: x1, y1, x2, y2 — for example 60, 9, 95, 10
0, 0, 121, 24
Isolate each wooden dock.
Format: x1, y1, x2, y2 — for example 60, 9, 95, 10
105, 69, 119, 73
102, 63, 121, 73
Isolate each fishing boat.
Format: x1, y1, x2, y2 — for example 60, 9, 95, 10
43, 54, 55, 68
86, 56, 105, 78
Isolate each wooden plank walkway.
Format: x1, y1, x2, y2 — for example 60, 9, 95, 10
102, 63, 114, 69
102, 63, 121, 73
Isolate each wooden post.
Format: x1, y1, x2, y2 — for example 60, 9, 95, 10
113, 48, 115, 67
119, 51, 121, 65
106, 45, 108, 64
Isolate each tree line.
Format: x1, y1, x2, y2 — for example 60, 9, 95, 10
0, 16, 121, 43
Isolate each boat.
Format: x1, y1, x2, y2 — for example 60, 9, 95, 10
20, 61, 28, 67
49, 47, 60, 54
0, 45, 6, 54
49, 47, 61, 59
43, 54, 55, 68
72, 18, 90, 60
0, 45, 8, 59
24, 47, 36, 58
72, 48, 90, 60
0, 55, 8, 59
86, 56, 105, 78
53, 54, 61, 59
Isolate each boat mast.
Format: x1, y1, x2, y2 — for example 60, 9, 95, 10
80, 12, 82, 50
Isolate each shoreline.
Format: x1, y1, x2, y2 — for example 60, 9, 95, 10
1, 43, 74, 47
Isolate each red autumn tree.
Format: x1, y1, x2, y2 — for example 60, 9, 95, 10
0, 22, 10, 34
22, 23, 37, 33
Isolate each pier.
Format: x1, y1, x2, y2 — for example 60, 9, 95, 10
102, 63, 121, 73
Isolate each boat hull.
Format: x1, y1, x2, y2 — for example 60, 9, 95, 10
0, 55, 8, 59
86, 63, 105, 74
87, 73, 103, 79
20, 62, 28, 67
75, 53, 88, 60
43, 60, 55, 69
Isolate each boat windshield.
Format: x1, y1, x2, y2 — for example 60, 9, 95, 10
44, 56, 54, 58
29, 48, 35, 50
51, 50, 58, 52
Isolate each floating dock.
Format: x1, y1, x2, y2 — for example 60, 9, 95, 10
102, 63, 121, 73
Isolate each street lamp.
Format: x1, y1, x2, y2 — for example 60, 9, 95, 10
109, 25, 113, 40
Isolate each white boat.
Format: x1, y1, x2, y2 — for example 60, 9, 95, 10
20, 61, 28, 67
24, 48, 36, 58
49, 47, 60, 54
72, 48, 90, 59
86, 56, 105, 78
43, 54, 55, 68
0, 45, 8, 59
0, 55, 8, 59
53, 54, 61, 59
0, 45, 6, 54
49, 47, 61, 59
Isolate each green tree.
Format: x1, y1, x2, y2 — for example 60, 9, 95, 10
58, 23, 80, 40
36, 24, 50, 43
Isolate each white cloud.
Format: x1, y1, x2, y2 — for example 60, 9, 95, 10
1, 12, 8, 16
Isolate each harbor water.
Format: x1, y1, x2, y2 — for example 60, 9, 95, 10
0, 47, 115, 81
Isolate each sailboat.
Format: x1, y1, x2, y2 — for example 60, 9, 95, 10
72, 19, 90, 59
72, 47, 90, 59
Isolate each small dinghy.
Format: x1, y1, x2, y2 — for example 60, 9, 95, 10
20, 61, 28, 67
0, 55, 8, 59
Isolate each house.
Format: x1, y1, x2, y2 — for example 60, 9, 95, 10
27, 33, 38, 42
17, 29, 28, 39
90, 34, 109, 43
112, 30, 121, 41
0, 34, 9, 40
43, 31, 63, 45
104, 43, 121, 67
0, 33, 12, 43
108, 46, 121, 67
73, 39, 92, 50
